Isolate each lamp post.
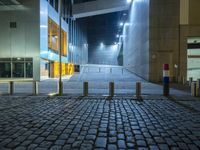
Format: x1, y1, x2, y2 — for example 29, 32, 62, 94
58, 0, 63, 96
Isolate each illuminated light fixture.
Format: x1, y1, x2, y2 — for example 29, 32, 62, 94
40, 25, 47, 28
119, 22, 123, 26
125, 22, 131, 26
100, 42, 104, 49
84, 43, 88, 47
114, 42, 117, 45
48, 92, 58, 96
17, 57, 21, 60
116, 34, 120, 38
127, 0, 132, 3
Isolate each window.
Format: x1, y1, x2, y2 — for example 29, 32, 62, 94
0, 62, 11, 78
26, 62, 33, 78
12, 62, 24, 78
48, 18, 68, 56
0, 57, 33, 78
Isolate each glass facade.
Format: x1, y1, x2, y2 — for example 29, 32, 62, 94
0, 58, 33, 78
0, 62, 11, 78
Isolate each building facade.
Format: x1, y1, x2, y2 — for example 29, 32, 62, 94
123, 0, 200, 82
0, 0, 88, 81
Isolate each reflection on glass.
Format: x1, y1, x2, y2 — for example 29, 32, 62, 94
0, 63, 11, 78
12, 63, 24, 78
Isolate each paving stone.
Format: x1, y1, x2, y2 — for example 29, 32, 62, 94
72, 141, 82, 148
108, 144, 117, 150
117, 140, 126, 149
14, 146, 26, 150
95, 137, 107, 148
109, 137, 117, 143
158, 144, 169, 150
117, 134, 125, 139
34, 137, 45, 144
39, 141, 52, 148
137, 140, 147, 147
27, 144, 38, 150
127, 142, 135, 148
54, 140, 65, 146
86, 135, 96, 140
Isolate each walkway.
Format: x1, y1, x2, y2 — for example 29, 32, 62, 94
0, 65, 190, 96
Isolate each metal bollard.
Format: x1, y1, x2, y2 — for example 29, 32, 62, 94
122, 68, 124, 75
196, 79, 200, 97
57, 81, 63, 96
83, 82, 88, 96
136, 82, 141, 98
110, 68, 112, 73
191, 81, 196, 97
109, 82, 114, 97
163, 64, 170, 96
33, 81, 39, 95
189, 77, 193, 86
99, 68, 101, 73
9, 81, 14, 95
182, 76, 186, 85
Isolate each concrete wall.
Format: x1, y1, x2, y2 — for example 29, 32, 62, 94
88, 44, 121, 65
123, 0, 150, 80
0, 0, 40, 80
179, 0, 200, 81
149, 0, 180, 82
189, 0, 200, 25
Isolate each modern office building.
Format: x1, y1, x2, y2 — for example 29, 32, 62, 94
0, 0, 88, 81
0, 0, 200, 83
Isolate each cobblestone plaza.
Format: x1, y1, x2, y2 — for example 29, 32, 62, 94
0, 95, 200, 150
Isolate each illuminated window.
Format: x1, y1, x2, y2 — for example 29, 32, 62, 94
48, 18, 68, 56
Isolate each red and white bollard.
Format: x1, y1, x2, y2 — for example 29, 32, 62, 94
163, 64, 170, 96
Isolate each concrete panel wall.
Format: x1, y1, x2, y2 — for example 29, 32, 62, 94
189, 0, 200, 25
88, 44, 121, 65
149, 0, 180, 82
123, 0, 150, 80
0, 0, 40, 80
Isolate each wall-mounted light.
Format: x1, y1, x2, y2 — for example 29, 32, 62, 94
100, 42, 105, 49
116, 34, 120, 38
84, 43, 88, 47
127, 0, 132, 3
119, 22, 123, 26
40, 25, 47, 28
125, 22, 131, 26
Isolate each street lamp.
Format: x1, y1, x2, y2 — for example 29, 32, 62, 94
58, 0, 63, 96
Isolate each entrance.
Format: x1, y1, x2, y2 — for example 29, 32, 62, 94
187, 37, 200, 81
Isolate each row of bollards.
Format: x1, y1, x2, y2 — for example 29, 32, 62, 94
7, 81, 39, 95
83, 81, 141, 98
191, 79, 200, 97
87, 67, 124, 74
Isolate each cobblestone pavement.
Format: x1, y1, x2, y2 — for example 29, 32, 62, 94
0, 96, 200, 150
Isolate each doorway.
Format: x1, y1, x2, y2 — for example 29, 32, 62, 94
187, 37, 200, 81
